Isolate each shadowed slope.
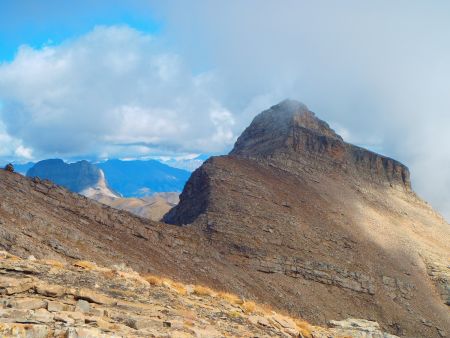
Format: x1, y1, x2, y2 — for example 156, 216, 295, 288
164, 100, 449, 337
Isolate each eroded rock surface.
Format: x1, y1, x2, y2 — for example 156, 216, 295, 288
0, 251, 401, 338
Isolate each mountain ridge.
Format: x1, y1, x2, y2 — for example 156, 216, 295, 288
1, 100, 449, 337
163, 99, 449, 337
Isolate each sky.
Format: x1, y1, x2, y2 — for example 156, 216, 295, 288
0, 1, 449, 219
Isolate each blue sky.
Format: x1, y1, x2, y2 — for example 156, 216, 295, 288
0, 1, 161, 61
0, 1, 450, 219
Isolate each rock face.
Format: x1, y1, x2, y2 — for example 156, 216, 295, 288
230, 99, 410, 190
92, 192, 179, 221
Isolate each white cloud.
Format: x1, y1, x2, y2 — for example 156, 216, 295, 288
1, 3, 450, 221
14, 145, 33, 159
0, 25, 236, 161
151, 0, 450, 220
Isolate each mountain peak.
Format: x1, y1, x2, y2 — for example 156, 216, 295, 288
231, 99, 410, 190
231, 99, 342, 157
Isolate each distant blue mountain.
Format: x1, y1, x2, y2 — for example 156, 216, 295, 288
97, 159, 191, 197
26, 159, 102, 193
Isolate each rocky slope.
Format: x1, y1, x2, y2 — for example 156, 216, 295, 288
0, 250, 399, 338
165, 100, 450, 337
1, 100, 449, 337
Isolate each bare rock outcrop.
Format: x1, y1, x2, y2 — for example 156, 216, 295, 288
0, 251, 401, 338
231, 99, 410, 190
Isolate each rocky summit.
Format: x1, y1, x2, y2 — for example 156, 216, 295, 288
1, 100, 449, 338
230, 99, 410, 189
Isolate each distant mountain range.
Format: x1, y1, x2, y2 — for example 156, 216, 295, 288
11, 158, 191, 197
19, 158, 191, 220
26, 159, 109, 194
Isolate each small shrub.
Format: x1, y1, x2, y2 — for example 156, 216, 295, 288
294, 318, 313, 338
241, 301, 257, 313
144, 274, 163, 286
217, 291, 243, 305
193, 285, 215, 297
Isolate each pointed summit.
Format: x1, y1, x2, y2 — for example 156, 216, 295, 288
230, 99, 342, 157
230, 99, 410, 189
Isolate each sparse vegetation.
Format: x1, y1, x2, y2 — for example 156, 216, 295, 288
293, 318, 313, 338
193, 284, 215, 297
217, 291, 243, 305
73, 260, 97, 270
143, 274, 163, 286
241, 301, 257, 313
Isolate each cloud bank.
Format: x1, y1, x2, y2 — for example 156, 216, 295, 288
1, 1, 450, 220
152, 0, 450, 220
0, 25, 235, 160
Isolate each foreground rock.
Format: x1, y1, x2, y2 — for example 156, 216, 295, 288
0, 251, 398, 337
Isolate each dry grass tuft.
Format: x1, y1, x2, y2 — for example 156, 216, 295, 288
170, 281, 188, 295
144, 274, 164, 286
193, 285, 215, 297
73, 260, 97, 270
241, 301, 257, 314
217, 291, 243, 305
257, 303, 275, 315
294, 318, 313, 338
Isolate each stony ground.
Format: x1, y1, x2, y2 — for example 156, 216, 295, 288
0, 251, 399, 338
